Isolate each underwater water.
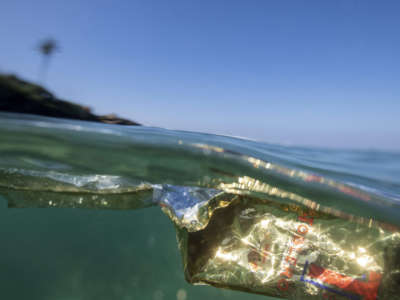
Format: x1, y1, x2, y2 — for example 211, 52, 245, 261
0, 196, 265, 300
0, 112, 399, 300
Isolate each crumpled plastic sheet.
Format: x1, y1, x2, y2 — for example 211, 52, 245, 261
157, 186, 400, 300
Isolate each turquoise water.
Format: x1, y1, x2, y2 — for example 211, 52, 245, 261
0, 197, 265, 300
0, 112, 399, 299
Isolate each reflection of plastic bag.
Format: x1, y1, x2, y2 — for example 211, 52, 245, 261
164, 193, 400, 300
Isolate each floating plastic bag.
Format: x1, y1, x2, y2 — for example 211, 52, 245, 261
162, 193, 400, 300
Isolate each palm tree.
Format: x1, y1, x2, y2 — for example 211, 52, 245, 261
37, 38, 59, 84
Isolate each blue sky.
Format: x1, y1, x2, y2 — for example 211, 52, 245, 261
1, 0, 399, 150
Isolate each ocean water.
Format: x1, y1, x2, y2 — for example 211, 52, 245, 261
0, 112, 399, 300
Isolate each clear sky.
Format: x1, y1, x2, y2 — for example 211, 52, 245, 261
1, 0, 399, 150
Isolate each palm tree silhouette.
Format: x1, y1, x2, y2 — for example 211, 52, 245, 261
37, 38, 59, 84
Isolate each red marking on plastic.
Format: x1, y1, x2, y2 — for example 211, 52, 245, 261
309, 263, 382, 300
277, 278, 289, 291
297, 224, 309, 235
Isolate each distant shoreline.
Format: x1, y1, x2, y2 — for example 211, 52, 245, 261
0, 74, 140, 126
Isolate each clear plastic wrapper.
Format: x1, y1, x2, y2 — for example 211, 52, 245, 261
163, 193, 400, 300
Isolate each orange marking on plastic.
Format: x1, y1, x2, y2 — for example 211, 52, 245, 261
280, 266, 293, 279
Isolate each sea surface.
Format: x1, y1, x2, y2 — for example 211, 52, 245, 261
0, 112, 399, 300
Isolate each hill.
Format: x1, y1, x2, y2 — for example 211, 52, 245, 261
0, 74, 140, 125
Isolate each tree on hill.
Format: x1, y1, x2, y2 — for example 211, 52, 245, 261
37, 38, 59, 84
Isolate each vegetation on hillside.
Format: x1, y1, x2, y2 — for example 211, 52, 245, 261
0, 74, 140, 125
